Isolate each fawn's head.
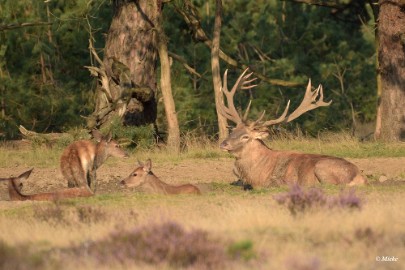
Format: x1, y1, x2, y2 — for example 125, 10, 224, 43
92, 129, 128, 158
219, 68, 330, 155
121, 159, 153, 188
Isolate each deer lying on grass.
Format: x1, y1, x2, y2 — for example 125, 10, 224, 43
0, 169, 93, 201
60, 130, 128, 192
219, 69, 367, 188
121, 159, 201, 195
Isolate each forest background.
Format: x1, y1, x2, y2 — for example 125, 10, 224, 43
0, 0, 381, 144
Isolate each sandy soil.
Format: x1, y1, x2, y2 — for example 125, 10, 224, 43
0, 156, 404, 200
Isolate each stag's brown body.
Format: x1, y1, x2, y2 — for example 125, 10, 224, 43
230, 139, 365, 187
121, 159, 201, 195
60, 130, 128, 192
2, 169, 93, 201
218, 69, 367, 188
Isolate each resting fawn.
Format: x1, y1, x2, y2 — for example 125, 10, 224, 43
121, 159, 201, 195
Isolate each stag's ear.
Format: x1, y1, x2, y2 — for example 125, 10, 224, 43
144, 159, 152, 173
251, 129, 269, 139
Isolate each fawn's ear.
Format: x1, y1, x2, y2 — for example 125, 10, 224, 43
144, 159, 152, 173
91, 129, 103, 142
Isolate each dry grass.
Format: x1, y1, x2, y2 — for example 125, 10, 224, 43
0, 133, 405, 269
2, 131, 405, 168
0, 186, 404, 269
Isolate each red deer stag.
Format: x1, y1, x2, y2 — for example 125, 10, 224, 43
1, 169, 93, 201
219, 69, 367, 188
60, 130, 128, 192
121, 159, 201, 195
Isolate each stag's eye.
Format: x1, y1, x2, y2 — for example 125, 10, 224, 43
241, 135, 250, 141
132, 173, 137, 176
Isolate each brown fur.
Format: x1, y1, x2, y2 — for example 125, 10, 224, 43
121, 159, 201, 195
217, 69, 366, 188
60, 130, 128, 192
3, 169, 93, 201
221, 125, 367, 188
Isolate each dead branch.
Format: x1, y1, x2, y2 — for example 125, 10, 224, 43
0, 22, 52, 32
174, 1, 302, 87
168, 51, 202, 78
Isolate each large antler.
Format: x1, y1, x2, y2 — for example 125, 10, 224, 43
259, 79, 331, 127
218, 68, 257, 124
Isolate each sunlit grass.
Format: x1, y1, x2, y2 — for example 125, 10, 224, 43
0, 186, 404, 269
2, 131, 405, 169
1, 132, 405, 268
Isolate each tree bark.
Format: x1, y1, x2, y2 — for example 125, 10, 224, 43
211, 0, 228, 141
156, 20, 181, 152
377, 0, 405, 141
90, 0, 158, 130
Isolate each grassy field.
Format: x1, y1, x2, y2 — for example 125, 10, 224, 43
0, 135, 404, 269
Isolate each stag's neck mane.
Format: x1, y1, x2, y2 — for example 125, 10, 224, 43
235, 139, 281, 186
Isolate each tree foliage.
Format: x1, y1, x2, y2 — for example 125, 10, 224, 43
0, 0, 376, 139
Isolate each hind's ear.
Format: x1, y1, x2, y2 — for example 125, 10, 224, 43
105, 132, 112, 142
91, 129, 103, 142
144, 159, 152, 173
18, 168, 33, 180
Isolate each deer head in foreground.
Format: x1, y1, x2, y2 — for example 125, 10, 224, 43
120, 159, 201, 195
219, 69, 367, 187
60, 129, 128, 193
1, 169, 93, 201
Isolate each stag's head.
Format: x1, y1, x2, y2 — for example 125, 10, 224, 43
219, 69, 331, 156
120, 159, 152, 188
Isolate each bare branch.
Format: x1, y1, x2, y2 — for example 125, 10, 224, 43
174, 1, 302, 88
168, 51, 202, 78
0, 22, 52, 32
280, 0, 343, 8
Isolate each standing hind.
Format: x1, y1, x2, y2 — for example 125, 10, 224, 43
60, 130, 128, 192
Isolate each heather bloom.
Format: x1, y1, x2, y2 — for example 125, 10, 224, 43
274, 185, 362, 215
72, 221, 227, 269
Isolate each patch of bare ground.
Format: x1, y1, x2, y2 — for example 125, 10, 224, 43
1, 157, 405, 201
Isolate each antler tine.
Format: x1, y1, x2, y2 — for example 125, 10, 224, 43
239, 77, 330, 129
242, 100, 252, 122
283, 79, 331, 123
219, 68, 258, 124
260, 100, 291, 126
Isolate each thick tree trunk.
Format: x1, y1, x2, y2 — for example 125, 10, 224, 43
377, 0, 405, 141
211, 0, 228, 141
90, 0, 158, 130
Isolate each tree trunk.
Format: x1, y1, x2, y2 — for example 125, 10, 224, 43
377, 0, 405, 141
156, 21, 181, 152
211, 0, 228, 141
89, 0, 158, 130
371, 0, 382, 139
